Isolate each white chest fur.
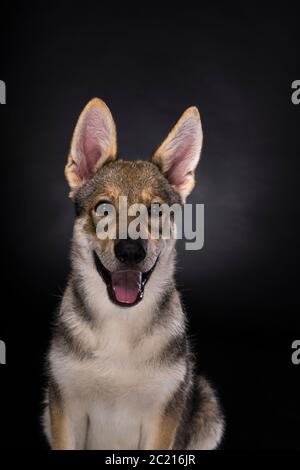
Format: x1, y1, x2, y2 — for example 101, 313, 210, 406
50, 314, 185, 449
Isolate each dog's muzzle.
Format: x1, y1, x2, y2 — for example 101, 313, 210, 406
93, 243, 158, 308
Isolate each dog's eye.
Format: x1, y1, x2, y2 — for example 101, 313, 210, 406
94, 201, 114, 217
149, 203, 162, 217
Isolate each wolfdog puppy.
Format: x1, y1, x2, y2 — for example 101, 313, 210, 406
43, 98, 224, 449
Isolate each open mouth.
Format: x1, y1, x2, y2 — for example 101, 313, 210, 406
93, 251, 157, 307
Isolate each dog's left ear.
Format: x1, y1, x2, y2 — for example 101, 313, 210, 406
65, 98, 117, 191
151, 107, 203, 202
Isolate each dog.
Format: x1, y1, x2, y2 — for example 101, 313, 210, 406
43, 98, 224, 449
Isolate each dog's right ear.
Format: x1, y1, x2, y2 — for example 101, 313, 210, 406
65, 98, 117, 191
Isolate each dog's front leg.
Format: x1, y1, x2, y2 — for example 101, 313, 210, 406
144, 407, 181, 450
49, 385, 75, 450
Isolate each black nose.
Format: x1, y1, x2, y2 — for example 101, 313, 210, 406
114, 239, 146, 264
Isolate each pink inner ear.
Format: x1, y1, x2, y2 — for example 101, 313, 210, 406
165, 140, 195, 186
164, 118, 200, 187
76, 108, 111, 181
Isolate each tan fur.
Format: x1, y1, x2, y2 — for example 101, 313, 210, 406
147, 411, 180, 450
49, 389, 72, 450
88, 186, 121, 213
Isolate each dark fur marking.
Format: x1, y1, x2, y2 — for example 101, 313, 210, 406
173, 368, 198, 449
72, 278, 95, 324
48, 375, 63, 407
173, 373, 223, 449
158, 334, 187, 366
54, 319, 94, 361
159, 286, 174, 311
74, 201, 83, 217
146, 286, 176, 334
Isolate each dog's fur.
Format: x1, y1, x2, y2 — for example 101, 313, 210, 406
43, 98, 224, 449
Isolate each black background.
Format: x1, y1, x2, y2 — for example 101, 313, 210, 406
0, 2, 299, 449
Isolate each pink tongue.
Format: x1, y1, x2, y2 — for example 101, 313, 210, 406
111, 271, 142, 304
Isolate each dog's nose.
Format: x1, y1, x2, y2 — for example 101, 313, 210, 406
114, 239, 146, 264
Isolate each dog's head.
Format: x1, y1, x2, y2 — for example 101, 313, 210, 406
65, 98, 203, 307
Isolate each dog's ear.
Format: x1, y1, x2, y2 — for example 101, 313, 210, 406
151, 107, 203, 202
65, 98, 117, 190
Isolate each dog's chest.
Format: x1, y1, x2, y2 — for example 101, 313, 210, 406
50, 304, 186, 449
59, 319, 177, 406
